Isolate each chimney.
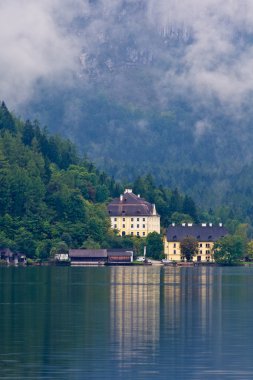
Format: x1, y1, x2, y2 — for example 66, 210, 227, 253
152, 204, 157, 215
209, 223, 213, 227
120, 194, 123, 202
202, 223, 207, 227
188, 223, 193, 227
172, 222, 175, 227
219, 223, 223, 227
124, 189, 132, 194
137, 194, 140, 198
182, 223, 186, 227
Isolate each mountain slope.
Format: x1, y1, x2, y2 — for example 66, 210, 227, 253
13, 1, 253, 216
26, 85, 253, 214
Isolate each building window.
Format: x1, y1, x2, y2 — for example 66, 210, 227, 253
123, 218, 125, 221
143, 224, 145, 228
199, 243, 202, 247
122, 231, 126, 236
143, 232, 145, 236
123, 224, 125, 228
173, 243, 176, 248
137, 224, 139, 228
131, 218, 134, 221
137, 232, 140, 236
200, 250, 202, 254
206, 243, 210, 248
131, 224, 134, 228
206, 250, 210, 254
131, 232, 133, 236
143, 218, 146, 221
137, 218, 139, 221
114, 224, 117, 229
173, 250, 176, 254
114, 218, 117, 221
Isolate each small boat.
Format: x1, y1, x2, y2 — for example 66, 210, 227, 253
177, 262, 194, 267
161, 259, 175, 266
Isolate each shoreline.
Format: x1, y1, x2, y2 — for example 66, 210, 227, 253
0, 261, 250, 268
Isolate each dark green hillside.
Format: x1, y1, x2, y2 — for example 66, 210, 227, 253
0, 102, 251, 260
26, 87, 253, 221
0, 102, 127, 259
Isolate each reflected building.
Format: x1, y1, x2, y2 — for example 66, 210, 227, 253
2, 266, 251, 379
110, 266, 223, 364
161, 266, 223, 369
110, 267, 161, 365
162, 267, 222, 332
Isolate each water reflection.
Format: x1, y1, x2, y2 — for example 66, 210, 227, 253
0, 268, 112, 379
1, 266, 253, 379
161, 268, 222, 377
110, 267, 160, 369
162, 266, 220, 333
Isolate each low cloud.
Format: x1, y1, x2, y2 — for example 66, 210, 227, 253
194, 119, 212, 139
76, 0, 253, 114
145, 0, 253, 111
0, 0, 84, 105
2, 0, 253, 116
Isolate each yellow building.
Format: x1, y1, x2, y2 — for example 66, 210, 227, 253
107, 189, 160, 236
164, 223, 228, 262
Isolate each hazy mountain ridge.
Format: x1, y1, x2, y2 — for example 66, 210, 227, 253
26, 84, 253, 214
7, 0, 253, 216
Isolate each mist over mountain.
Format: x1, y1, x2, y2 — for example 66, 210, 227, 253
2, 0, 253, 210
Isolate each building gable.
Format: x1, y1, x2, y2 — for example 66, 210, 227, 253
107, 189, 158, 217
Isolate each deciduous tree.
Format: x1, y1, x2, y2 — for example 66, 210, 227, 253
214, 235, 244, 265
180, 236, 198, 262
146, 232, 164, 260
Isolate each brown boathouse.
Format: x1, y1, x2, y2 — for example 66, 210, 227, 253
68, 249, 133, 265
69, 249, 108, 265
107, 249, 133, 264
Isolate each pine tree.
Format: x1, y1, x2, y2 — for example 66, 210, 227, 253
0, 102, 16, 133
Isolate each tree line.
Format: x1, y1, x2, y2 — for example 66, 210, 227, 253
0, 101, 252, 262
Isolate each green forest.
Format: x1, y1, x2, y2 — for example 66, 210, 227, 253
28, 88, 253, 221
0, 102, 251, 261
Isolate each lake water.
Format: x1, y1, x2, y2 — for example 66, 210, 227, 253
1, 266, 253, 380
